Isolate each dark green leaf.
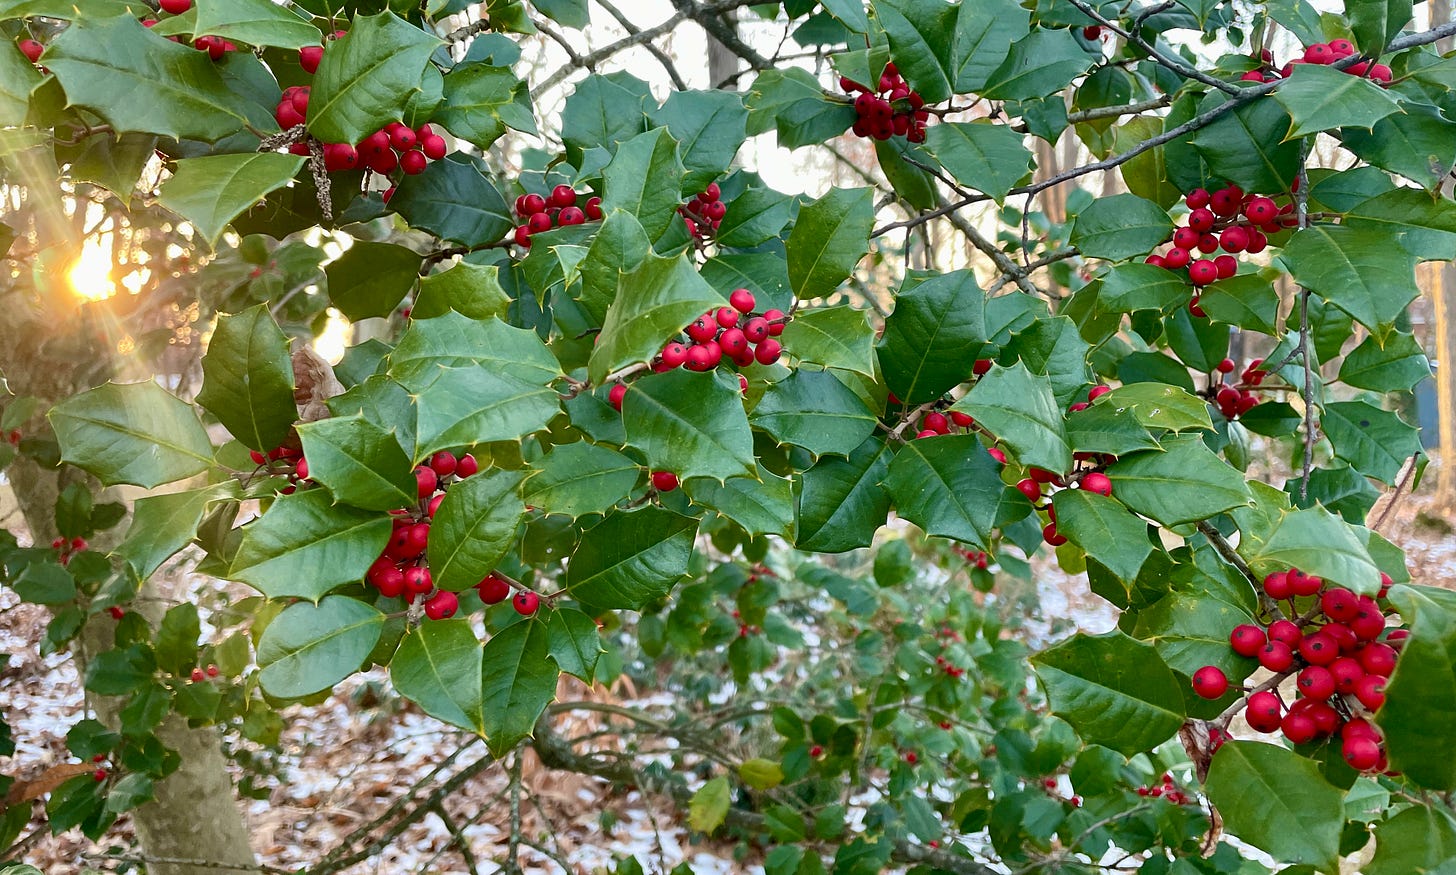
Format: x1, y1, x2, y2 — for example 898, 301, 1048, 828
785, 186, 874, 301
874, 0, 956, 104
1283, 224, 1419, 340
524, 442, 640, 518
297, 414, 417, 511
1272, 63, 1400, 137
601, 127, 686, 240
1052, 490, 1153, 583
878, 269, 986, 404
685, 466, 795, 538
1107, 436, 1252, 526
193, 0, 319, 50
1070, 194, 1174, 262
435, 63, 536, 147
50, 381, 213, 488
1031, 631, 1185, 756
954, 362, 1070, 474
794, 435, 892, 553
325, 241, 422, 322
560, 72, 650, 155
392, 618, 484, 733
566, 507, 697, 612
1341, 102, 1456, 191
413, 261, 511, 321
980, 28, 1094, 102
650, 90, 748, 192
622, 369, 756, 483
480, 618, 557, 756
230, 489, 393, 600
197, 304, 296, 452
1239, 505, 1381, 595
922, 121, 1032, 204
547, 607, 601, 682
1322, 400, 1421, 484
1205, 741, 1344, 870
1367, 806, 1456, 875
257, 596, 384, 699
1338, 331, 1430, 392
427, 469, 524, 592
306, 11, 440, 144
882, 434, 1005, 548
951, 0, 1029, 92
390, 156, 513, 249
780, 306, 878, 376
588, 251, 724, 384
1380, 585, 1456, 790
751, 369, 877, 459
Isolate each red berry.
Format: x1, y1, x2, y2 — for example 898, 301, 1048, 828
1219, 226, 1249, 253
584, 196, 604, 220
403, 566, 433, 595
1082, 25, 1102, 39
93, 769, 108, 782
1297, 665, 1336, 699
988, 447, 1006, 464
904, 751, 917, 764
559, 206, 586, 226
1210, 184, 1244, 215
1243, 197, 1277, 224
1088, 385, 1111, 402
1162, 247, 1191, 269
1188, 208, 1215, 232
1185, 188, 1210, 209
1080, 472, 1112, 497
1015, 478, 1041, 501
754, 338, 783, 365
1268, 619, 1302, 646
923, 412, 950, 434
521, 193, 547, 216
1303, 43, 1334, 64
299, 45, 324, 73
472, 574, 508, 606
427, 451, 457, 477
550, 185, 577, 208
1246, 690, 1283, 732
1229, 624, 1266, 657
1173, 227, 1200, 249
651, 471, 679, 492
527, 212, 553, 234
1189, 260, 1218, 285
1042, 523, 1067, 546
1263, 570, 1292, 599
415, 466, 438, 498
1358, 642, 1397, 677
17, 39, 42, 63
1320, 587, 1359, 622
323, 143, 359, 172
400, 149, 428, 175
660, 342, 689, 369
108, 606, 125, 620
950, 411, 974, 427
388, 123, 417, 151
743, 317, 770, 343
1258, 640, 1294, 672
206, 664, 219, 678
1216, 358, 1236, 374
762, 309, 787, 336
729, 288, 756, 313
1329, 39, 1355, 57
1342, 736, 1381, 770
1330, 656, 1366, 693
715, 306, 739, 329
608, 383, 628, 411
191, 668, 205, 682
1368, 63, 1392, 83
1289, 569, 1323, 597
1281, 711, 1319, 744
423, 590, 459, 620
456, 454, 478, 478
512, 590, 540, 615
1192, 665, 1229, 699
159, 0, 190, 12
1355, 674, 1387, 711
1299, 631, 1339, 666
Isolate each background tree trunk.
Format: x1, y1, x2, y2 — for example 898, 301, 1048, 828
1432, 1, 1456, 510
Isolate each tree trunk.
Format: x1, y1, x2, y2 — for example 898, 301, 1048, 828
1, 292, 256, 874
1432, 1, 1456, 509
706, 7, 739, 90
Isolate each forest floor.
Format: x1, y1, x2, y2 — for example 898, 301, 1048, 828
2, 471, 1452, 875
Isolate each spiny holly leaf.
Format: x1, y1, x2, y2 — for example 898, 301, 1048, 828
0, 38, 41, 127
1190, 91, 1301, 193
411, 261, 510, 320
1238, 505, 1382, 595
874, 0, 957, 104
389, 156, 514, 249
1198, 274, 1281, 334
1273, 63, 1401, 137
1100, 382, 1213, 432
434, 63, 536, 148
427, 470, 524, 592
715, 184, 795, 248
795, 435, 893, 553
785, 186, 874, 301
1343, 187, 1456, 259
523, 442, 641, 519
480, 618, 558, 756
951, 0, 1030, 92
1342, 104, 1456, 192
1095, 263, 1190, 314
44, 15, 252, 142
979, 28, 1094, 101
882, 434, 1005, 549
953, 362, 1070, 474
115, 482, 238, 582
559, 71, 650, 155
325, 241, 422, 322
878, 270, 986, 404
922, 121, 1031, 204
1071, 194, 1174, 262
1065, 402, 1161, 456
781, 306, 878, 376
650, 89, 748, 193
1349, 0, 1412, 56
565, 507, 698, 613
391, 618, 485, 734
229, 490, 393, 600
750, 369, 877, 459
1337, 331, 1430, 392
685, 466, 795, 538
1367, 806, 1456, 875
257, 597, 384, 699
196, 304, 296, 452
50, 381, 213, 488
1051, 490, 1154, 584
411, 366, 561, 460
1321, 400, 1422, 485
622, 369, 755, 483
193, 0, 320, 50
1107, 436, 1252, 526
1378, 586, 1456, 790
588, 251, 725, 385
307, 11, 441, 145
601, 127, 686, 241
1282, 224, 1419, 341
1031, 631, 1185, 756
296, 414, 417, 511
388, 312, 560, 387
546, 608, 602, 683
1205, 741, 1344, 871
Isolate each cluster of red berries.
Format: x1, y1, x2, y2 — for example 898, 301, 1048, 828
840, 62, 930, 143
49, 535, 88, 567
188, 664, 221, 682
248, 443, 312, 494
511, 185, 602, 248
1135, 771, 1190, 805
1191, 568, 1403, 772
1210, 357, 1269, 420
1241, 41, 1392, 85
274, 87, 447, 178
956, 548, 990, 570
912, 408, 976, 440
613, 289, 786, 389
1146, 185, 1295, 298
476, 571, 541, 617
141, 2, 241, 60
680, 183, 725, 240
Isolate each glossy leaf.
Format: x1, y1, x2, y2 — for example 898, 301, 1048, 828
651, 90, 748, 192
390, 156, 514, 249
1379, 585, 1456, 789
1367, 806, 1456, 875
878, 270, 986, 404
50, 381, 213, 488
480, 618, 557, 756
427, 469, 525, 592
922, 121, 1031, 204
685, 466, 795, 538
588, 251, 724, 385
565, 507, 697, 612
785, 187, 874, 301
196, 304, 296, 452
325, 241, 422, 322
951, 0, 1029, 92
523, 442, 641, 518
193, 0, 319, 50
391, 618, 484, 734
1337, 331, 1430, 392
547, 608, 602, 683
1321, 400, 1421, 485
1070, 194, 1174, 262
257, 597, 385, 699
953, 363, 1070, 474
1205, 741, 1344, 871
230, 490, 393, 600
434, 63, 536, 147
296, 414, 417, 511
874, 0, 956, 104
1107, 437, 1251, 526
980, 28, 1094, 101
751, 369, 877, 459
601, 127, 686, 241
116, 483, 237, 581
412, 261, 510, 320
795, 436, 893, 553
780, 306, 878, 376
1282, 224, 1419, 340
1273, 63, 1400, 137
1100, 383, 1213, 432
1239, 505, 1381, 594
1051, 490, 1153, 584
622, 369, 756, 483
1031, 631, 1186, 756
306, 12, 440, 144
882, 434, 1004, 548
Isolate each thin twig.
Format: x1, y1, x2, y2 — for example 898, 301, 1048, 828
1294, 151, 1314, 499
1372, 455, 1420, 533
594, 0, 689, 91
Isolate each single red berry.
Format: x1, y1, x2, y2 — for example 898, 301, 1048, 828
191, 668, 205, 682
660, 342, 689, 369
18, 38, 42, 63
1229, 624, 1266, 657
1368, 63, 1393, 83
559, 206, 586, 226
426, 494, 445, 517
1162, 247, 1191, 269
512, 590, 540, 616
1042, 523, 1067, 546
903, 751, 917, 764
1210, 184, 1244, 215
742, 317, 770, 343
988, 447, 1007, 464
549, 184, 577, 208
1358, 642, 1397, 677
1297, 665, 1336, 699
810, 745, 824, 757
584, 196, 604, 220
1191, 665, 1229, 699
521, 193, 547, 216
323, 143, 359, 172
159, 0, 190, 13
1342, 736, 1381, 770
206, 664, 219, 678
1219, 226, 1249, 253
1216, 358, 1236, 374
651, 471, 679, 492
299, 44, 324, 73
400, 149, 428, 175
1330, 656, 1366, 693
1088, 385, 1111, 402
1188, 208, 1215, 232
1082, 25, 1102, 39
527, 212, 553, 234
1299, 631, 1340, 666
1321, 587, 1360, 622
762, 309, 786, 336
1289, 569, 1323, 597
108, 606, 125, 620
1246, 690, 1283, 732
1303, 43, 1335, 64
93, 768, 108, 782
1173, 227, 1200, 249
1328, 39, 1355, 57
729, 288, 756, 313
477, 573, 511, 604
608, 383, 628, 411
1189, 260, 1218, 285
949, 411, 974, 428
1267, 619, 1301, 646
1213, 254, 1238, 279
1281, 711, 1319, 744
403, 566, 433, 595
1015, 478, 1041, 501
686, 314, 718, 343
1185, 188, 1211, 209
1243, 197, 1277, 224
922, 412, 950, 434
415, 466, 438, 498
388, 123, 417, 151
1355, 674, 1387, 711
424, 590, 459, 620
754, 338, 783, 365
1257, 640, 1294, 672
715, 306, 739, 329
1263, 570, 1292, 599
1080, 472, 1112, 497
456, 454, 478, 478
